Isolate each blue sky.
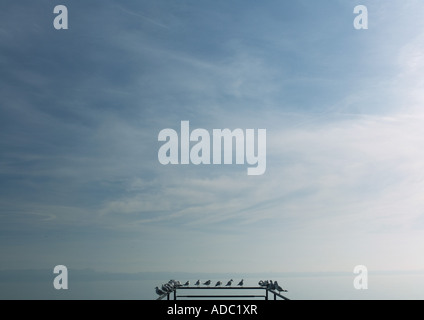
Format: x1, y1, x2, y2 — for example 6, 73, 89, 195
1, 0, 424, 293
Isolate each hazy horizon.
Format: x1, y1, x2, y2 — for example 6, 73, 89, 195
2, 268, 424, 300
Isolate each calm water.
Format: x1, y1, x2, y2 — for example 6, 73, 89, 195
1, 274, 424, 300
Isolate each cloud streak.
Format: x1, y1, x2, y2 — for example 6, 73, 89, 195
1, 0, 424, 281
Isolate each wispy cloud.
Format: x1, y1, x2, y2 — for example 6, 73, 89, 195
1, 0, 424, 280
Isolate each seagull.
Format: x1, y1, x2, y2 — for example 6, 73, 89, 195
165, 283, 177, 292
183, 281, 190, 286
225, 279, 234, 287
155, 287, 165, 295
259, 280, 268, 288
274, 281, 288, 293
267, 280, 275, 291
203, 280, 211, 286
237, 279, 244, 287
195, 280, 200, 286
168, 280, 181, 288
166, 281, 175, 290
215, 281, 222, 287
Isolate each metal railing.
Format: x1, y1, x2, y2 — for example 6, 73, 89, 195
156, 286, 289, 300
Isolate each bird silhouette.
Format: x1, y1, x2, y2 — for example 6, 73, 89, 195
237, 279, 244, 286
162, 284, 171, 292
274, 281, 288, 293
267, 280, 275, 291
155, 287, 165, 295
225, 279, 234, 286
203, 280, 211, 286
183, 281, 190, 286
195, 280, 200, 286
215, 281, 222, 287
172, 280, 182, 288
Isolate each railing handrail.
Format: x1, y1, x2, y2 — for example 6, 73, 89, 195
156, 286, 289, 300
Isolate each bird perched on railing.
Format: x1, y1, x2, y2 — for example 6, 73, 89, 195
166, 282, 174, 291
172, 280, 182, 288
183, 281, 190, 286
161, 279, 181, 293
237, 279, 244, 286
274, 281, 288, 293
225, 279, 234, 287
161, 283, 171, 293
195, 280, 200, 286
215, 281, 222, 287
166, 281, 175, 290
259, 280, 268, 287
155, 287, 165, 296
267, 280, 275, 291
203, 280, 211, 286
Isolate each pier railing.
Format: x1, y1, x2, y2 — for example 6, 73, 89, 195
156, 286, 289, 300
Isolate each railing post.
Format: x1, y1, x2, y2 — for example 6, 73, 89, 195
274, 292, 276, 300
174, 290, 177, 300
265, 289, 268, 300
167, 293, 170, 300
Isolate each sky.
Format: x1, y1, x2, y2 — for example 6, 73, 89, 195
1, 0, 424, 299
